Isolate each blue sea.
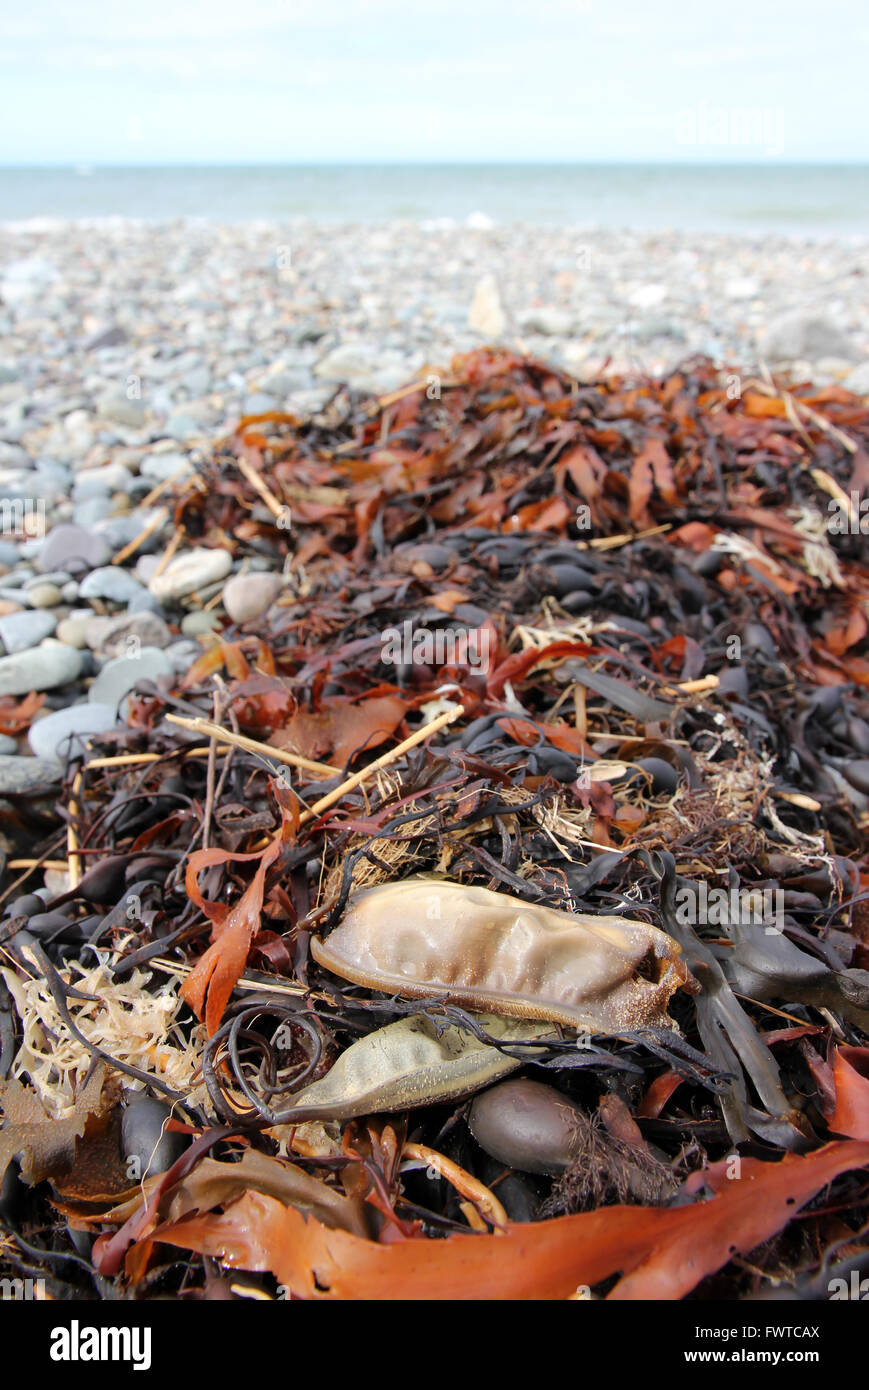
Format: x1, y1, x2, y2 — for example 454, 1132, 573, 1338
0, 164, 867, 237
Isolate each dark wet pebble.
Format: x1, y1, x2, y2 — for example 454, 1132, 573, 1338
843, 759, 869, 795
121, 1092, 188, 1179
847, 718, 869, 756
469, 1078, 582, 1175
546, 563, 594, 596
637, 756, 679, 794
561, 589, 594, 613
7, 894, 45, 918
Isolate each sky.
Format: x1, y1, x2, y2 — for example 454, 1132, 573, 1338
1, 0, 867, 165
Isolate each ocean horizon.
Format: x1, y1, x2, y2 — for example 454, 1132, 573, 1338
1, 162, 868, 238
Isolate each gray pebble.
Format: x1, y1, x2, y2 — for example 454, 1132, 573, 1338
163, 413, 200, 442
0, 754, 63, 793
0, 643, 81, 695
139, 451, 192, 483
243, 391, 278, 414
222, 571, 282, 624
181, 609, 221, 637
163, 638, 202, 674
148, 547, 232, 602
0, 541, 22, 567
37, 524, 111, 574
72, 497, 112, 528
100, 611, 171, 656
97, 393, 147, 429
72, 463, 133, 500
25, 581, 63, 608
28, 703, 117, 763
88, 645, 172, 710
0, 609, 57, 653
78, 567, 144, 604
55, 616, 90, 648
126, 589, 165, 617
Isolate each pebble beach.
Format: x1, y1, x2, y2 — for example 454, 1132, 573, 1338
0, 216, 867, 814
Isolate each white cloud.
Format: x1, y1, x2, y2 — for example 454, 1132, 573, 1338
0, 0, 865, 162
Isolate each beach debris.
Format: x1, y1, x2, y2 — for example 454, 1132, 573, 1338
311, 878, 693, 1033
1, 347, 868, 1300
0, 1063, 109, 1187
149, 1140, 869, 1301
262, 1013, 554, 1123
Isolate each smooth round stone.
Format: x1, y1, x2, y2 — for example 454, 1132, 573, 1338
181, 609, 221, 637
243, 391, 278, 415
139, 451, 192, 483
126, 478, 155, 504
72, 463, 133, 500
0, 755, 63, 793
469, 1079, 583, 1176
78, 567, 144, 604
84, 616, 113, 649
28, 703, 117, 763
126, 589, 165, 617
72, 497, 112, 529
92, 516, 145, 549
61, 581, 79, 603
637, 757, 680, 795
34, 461, 71, 491
100, 611, 171, 656
0, 733, 17, 754
0, 609, 57, 654
1, 570, 31, 589
28, 569, 72, 588
56, 616, 90, 648
25, 581, 63, 608
222, 571, 282, 624
148, 547, 232, 602
134, 554, 161, 585
37, 524, 110, 574
163, 639, 202, 674
163, 413, 200, 442
97, 394, 147, 429
7, 892, 42, 916
121, 1093, 187, 1179
88, 646, 173, 710
0, 642, 81, 695
843, 760, 869, 796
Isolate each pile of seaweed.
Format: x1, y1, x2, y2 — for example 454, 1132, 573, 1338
1, 350, 868, 1301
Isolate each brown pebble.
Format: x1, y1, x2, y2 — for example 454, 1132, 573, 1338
468, 1078, 583, 1175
